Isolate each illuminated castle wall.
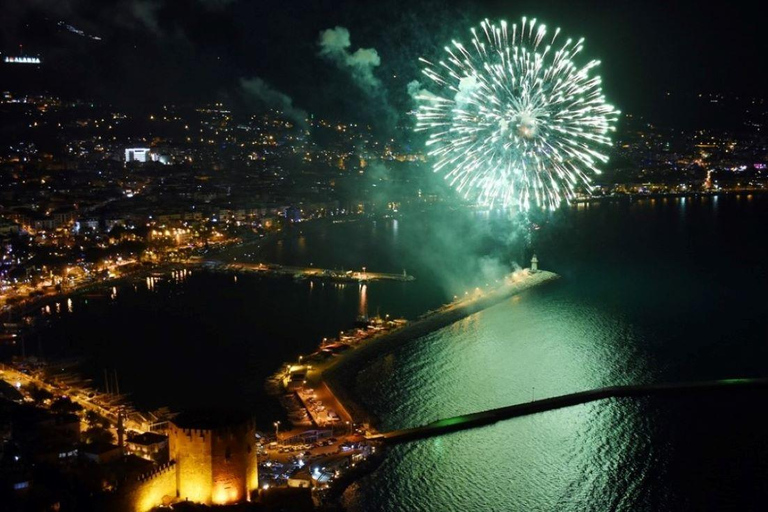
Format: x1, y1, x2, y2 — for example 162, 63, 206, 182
121, 462, 178, 512
169, 414, 259, 506
115, 413, 259, 511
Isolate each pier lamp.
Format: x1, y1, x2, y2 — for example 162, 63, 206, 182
274, 421, 281, 444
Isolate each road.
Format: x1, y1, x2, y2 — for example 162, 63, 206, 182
0, 364, 146, 430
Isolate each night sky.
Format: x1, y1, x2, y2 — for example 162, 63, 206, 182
2, 0, 766, 128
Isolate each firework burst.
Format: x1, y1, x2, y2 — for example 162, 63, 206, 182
414, 17, 619, 210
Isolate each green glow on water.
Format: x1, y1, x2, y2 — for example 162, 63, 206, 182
718, 378, 755, 385
346, 197, 768, 512
431, 416, 469, 427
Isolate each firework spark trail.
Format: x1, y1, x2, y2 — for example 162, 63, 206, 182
414, 18, 619, 211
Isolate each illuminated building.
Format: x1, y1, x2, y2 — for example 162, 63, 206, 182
125, 147, 151, 163
168, 411, 259, 505
126, 432, 169, 463
3, 56, 41, 65
112, 411, 259, 512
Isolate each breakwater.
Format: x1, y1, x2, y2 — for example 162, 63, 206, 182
370, 377, 768, 443
322, 270, 561, 425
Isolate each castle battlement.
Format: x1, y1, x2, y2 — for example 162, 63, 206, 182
175, 421, 256, 440
137, 460, 177, 483
179, 427, 211, 438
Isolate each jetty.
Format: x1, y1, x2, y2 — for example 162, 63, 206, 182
369, 378, 768, 444
322, 269, 561, 421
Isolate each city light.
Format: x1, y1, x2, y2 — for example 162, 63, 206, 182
0, 4, 765, 512
4, 56, 41, 64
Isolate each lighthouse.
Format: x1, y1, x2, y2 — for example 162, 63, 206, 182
530, 254, 539, 272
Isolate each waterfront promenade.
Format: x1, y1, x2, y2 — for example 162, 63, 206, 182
370, 378, 768, 444
209, 261, 414, 282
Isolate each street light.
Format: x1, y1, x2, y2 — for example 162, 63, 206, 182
274, 421, 281, 444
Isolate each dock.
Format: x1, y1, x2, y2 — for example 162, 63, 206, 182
323, 270, 562, 422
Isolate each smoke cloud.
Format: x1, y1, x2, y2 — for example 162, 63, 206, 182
318, 26, 383, 93
455, 75, 479, 106
407, 80, 441, 104
239, 77, 308, 128
1, 0, 235, 39
400, 207, 529, 297
129, 0, 163, 33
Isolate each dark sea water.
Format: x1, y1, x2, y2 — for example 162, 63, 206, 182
28, 194, 768, 510
342, 195, 768, 512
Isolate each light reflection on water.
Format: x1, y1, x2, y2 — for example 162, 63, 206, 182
21, 195, 768, 510
344, 400, 657, 512
351, 288, 648, 432
341, 194, 768, 511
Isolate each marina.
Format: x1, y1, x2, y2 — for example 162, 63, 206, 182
267, 266, 561, 436
0, 361, 174, 432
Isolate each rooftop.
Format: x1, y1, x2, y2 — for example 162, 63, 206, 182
82, 442, 120, 455
127, 432, 168, 446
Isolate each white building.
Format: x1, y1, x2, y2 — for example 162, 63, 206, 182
125, 147, 151, 163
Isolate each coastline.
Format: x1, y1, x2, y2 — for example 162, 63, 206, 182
570, 188, 768, 206
320, 270, 561, 430
1, 262, 189, 321
306, 269, 561, 508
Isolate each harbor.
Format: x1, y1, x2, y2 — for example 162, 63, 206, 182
321, 267, 561, 423
0, 245, 563, 505
261, 264, 562, 500
0, 360, 174, 431
268, 266, 561, 429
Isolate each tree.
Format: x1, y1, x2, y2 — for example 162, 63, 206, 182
82, 426, 115, 445
84, 410, 110, 429
27, 384, 53, 403
50, 397, 82, 414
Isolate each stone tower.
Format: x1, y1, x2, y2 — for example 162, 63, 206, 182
169, 411, 259, 505
531, 254, 539, 272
